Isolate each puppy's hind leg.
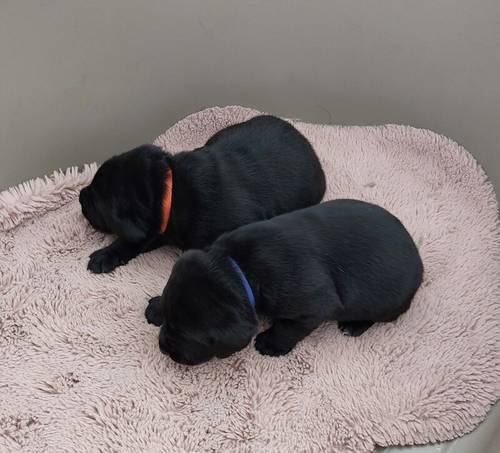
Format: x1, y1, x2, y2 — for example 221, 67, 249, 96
338, 320, 374, 337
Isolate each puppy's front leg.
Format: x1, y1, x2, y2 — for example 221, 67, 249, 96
255, 317, 321, 357
145, 296, 163, 326
88, 237, 162, 273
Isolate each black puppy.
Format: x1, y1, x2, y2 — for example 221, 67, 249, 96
145, 199, 423, 365
80, 115, 325, 273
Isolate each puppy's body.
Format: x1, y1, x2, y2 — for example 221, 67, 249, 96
146, 199, 424, 365
80, 115, 325, 273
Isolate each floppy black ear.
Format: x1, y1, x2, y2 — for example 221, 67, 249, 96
115, 215, 149, 243
210, 313, 258, 357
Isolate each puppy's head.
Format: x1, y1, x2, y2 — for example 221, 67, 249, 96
157, 250, 258, 365
79, 145, 170, 242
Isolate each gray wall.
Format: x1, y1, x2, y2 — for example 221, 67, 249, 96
1, 0, 500, 194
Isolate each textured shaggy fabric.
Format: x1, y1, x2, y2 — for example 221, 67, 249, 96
0, 106, 499, 453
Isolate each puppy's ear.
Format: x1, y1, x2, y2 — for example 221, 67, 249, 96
210, 315, 258, 357
115, 215, 149, 243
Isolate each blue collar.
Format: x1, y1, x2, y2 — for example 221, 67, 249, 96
228, 257, 256, 309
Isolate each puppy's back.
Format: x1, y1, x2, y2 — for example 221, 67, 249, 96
174, 116, 326, 248
204, 115, 326, 206
218, 199, 423, 321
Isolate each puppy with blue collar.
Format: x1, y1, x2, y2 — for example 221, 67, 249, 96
145, 199, 423, 365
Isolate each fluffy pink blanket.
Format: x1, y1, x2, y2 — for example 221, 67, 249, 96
0, 106, 498, 452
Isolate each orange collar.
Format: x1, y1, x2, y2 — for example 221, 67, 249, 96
159, 169, 173, 234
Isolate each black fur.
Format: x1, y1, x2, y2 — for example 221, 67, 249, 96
146, 199, 424, 365
80, 115, 326, 273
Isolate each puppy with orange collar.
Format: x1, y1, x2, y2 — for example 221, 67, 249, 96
80, 115, 326, 273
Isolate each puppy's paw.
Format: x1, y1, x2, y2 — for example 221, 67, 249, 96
338, 321, 374, 337
255, 332, 292, 357
88, 247, 126, 273
145, 296, 163, 326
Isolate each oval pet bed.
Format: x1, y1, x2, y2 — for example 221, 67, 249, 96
0, 106, 498, 452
